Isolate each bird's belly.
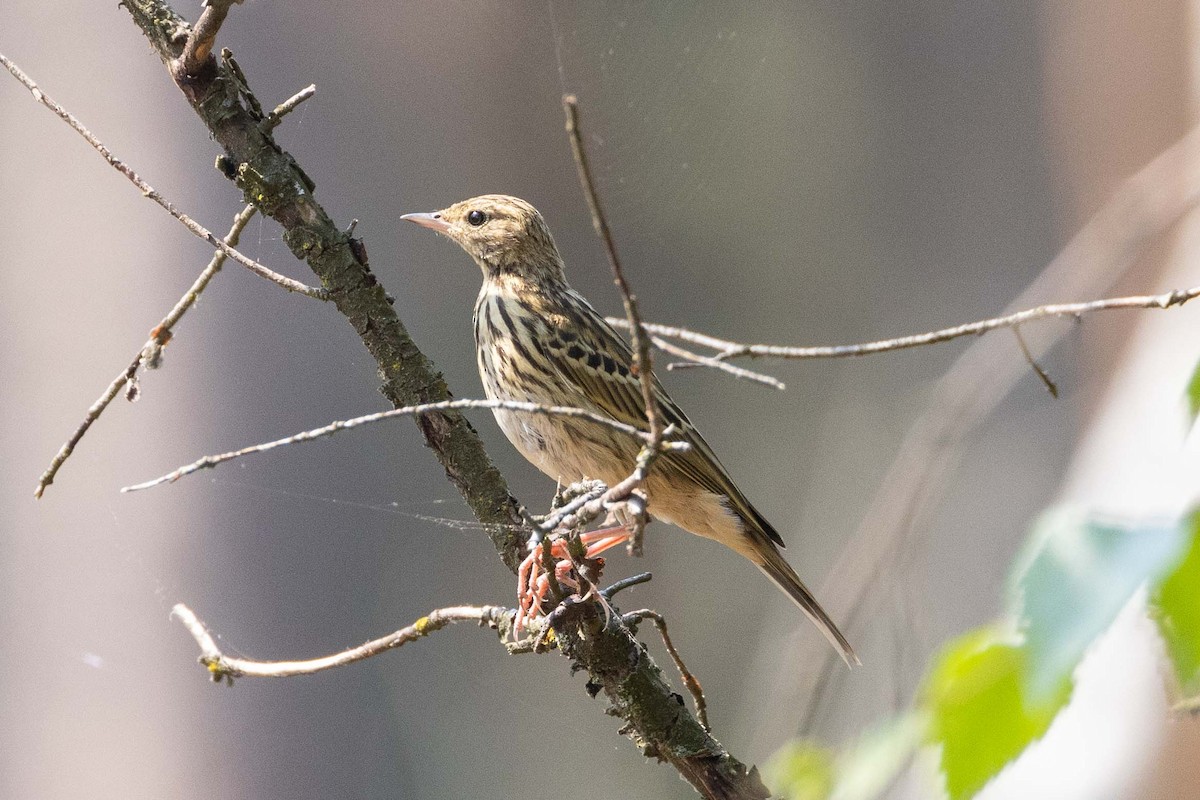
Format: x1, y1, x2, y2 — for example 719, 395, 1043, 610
492, 403, 748, 553
491, 406, 633, 487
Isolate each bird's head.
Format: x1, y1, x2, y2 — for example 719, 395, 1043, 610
402, 194, 565, 283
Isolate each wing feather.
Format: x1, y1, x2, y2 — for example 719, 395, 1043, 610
543, 290, 786, 549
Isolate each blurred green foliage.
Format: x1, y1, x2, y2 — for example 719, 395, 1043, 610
1187, 358, 1200, 422
1013, 510, 1186, 700
1152, 512, 1200, 696
922, 627, 1071, 800
770, 508, 1200, 800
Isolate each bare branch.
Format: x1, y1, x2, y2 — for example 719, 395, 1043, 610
564, 94, 661, 557
601, 572, 654, 599
653, 336, 785, 390
624, 608, 709, 732
172, 602, 512, 681
263, 84, 315, 131
121, 398, 690, 493
34, 204, 257, 499
1012, 325, 1058, 398
178, 0, 243, 77
608, 283, 1200, 365
0, 52, 328, 300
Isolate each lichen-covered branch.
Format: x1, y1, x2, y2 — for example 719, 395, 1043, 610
555, 600, 769, 799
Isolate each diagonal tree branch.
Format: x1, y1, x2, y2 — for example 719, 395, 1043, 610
121, 0, 529, 569
117, 3, 765, 797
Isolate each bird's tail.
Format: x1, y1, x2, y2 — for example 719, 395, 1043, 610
756, 546, 860, 667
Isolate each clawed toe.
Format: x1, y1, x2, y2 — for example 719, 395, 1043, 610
513, 524, 633, 636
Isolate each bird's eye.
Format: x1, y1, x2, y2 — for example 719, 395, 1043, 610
467, 210, 487, 227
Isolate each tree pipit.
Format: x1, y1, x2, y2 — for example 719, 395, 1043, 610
403, 195, 857, 666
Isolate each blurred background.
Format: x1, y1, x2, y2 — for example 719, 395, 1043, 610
2, 1, 1199, 797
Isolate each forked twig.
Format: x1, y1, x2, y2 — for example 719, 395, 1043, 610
624, 608, 709, 732
608, 284, 1200, 366
172, 602, 512, 681
31, 75, 317, 499
0, 52, 327, 300
35, 205, 257, 498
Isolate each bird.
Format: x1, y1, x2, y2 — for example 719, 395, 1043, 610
402, 194, 857, 666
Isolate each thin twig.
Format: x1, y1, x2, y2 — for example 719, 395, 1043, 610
607, 284, 1200, 364
564, 95, 661, 441
172, 602, 511, 681
34, 204, 257, 499
537, 480, 610, 534
178, 0, 242, 76
653, 336, 785, 390
0, 52, 328, 300
263, 84, 315, 131
1012, 325, 1058, 397
601, 572, 653, 599
624, 609, 709, 732
564, 94, 661, 557
121, 398, 689, 493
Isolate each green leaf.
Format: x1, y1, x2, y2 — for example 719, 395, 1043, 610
766, 740, 835, 800
1152, 511, 1200, 695
1186, 358, 1200, 423
1012, 509, 1186, 700
922, 627, 1071, 800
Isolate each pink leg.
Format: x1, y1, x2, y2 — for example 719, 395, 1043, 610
514, 524, 634, 634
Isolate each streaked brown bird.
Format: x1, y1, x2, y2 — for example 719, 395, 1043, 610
402, 194, 857, 666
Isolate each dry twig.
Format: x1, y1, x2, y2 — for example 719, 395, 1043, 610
30, 76, 316, 500
0, 52, 327, 300
121, 398, 689, 493
263, 84, 316, 131
563, 94, 661, 557
609, 284, 1200, 369
653, 336, 786, 390
172, 602, 512, 681
624, 608, 710, 732
34, 204, 257, 498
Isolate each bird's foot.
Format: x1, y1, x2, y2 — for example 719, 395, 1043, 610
514, 525, 631, 635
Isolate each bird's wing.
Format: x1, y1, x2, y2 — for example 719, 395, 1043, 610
547, 290, 786, 549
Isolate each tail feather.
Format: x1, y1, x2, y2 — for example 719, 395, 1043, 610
757, 547, 859, 668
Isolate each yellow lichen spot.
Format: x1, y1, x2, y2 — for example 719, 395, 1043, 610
542, 629, 557, 646
414, 616, 433, 636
